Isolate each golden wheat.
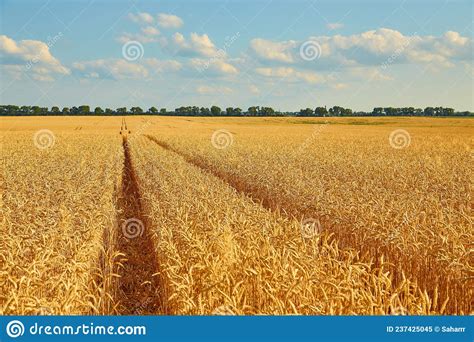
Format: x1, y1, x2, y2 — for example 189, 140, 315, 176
0, 132, 123, 314
1, 116, 471, 315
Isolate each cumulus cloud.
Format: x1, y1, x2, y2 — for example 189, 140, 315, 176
0, 34, 70, 81
128, 12, 155, 25
157, 13, 184, 29
255, 67, 321, 84
327, 23, 344, 30
250, 38, 297, 63
117, 26, 161, 44
190, 58, 238, 75
144, 58, 182, 73
128, 12, 183, 28
142, 26, 160, 36
72, 57, 183, 80
122, 11, 182, 44
250, 28, 473, 70
72, 59, 149, 79
162, 32, 222, 58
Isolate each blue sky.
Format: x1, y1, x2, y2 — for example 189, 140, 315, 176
1, 0, 473, 111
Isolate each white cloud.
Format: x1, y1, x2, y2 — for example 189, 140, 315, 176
128, 12, 154, 25
249, 28, 473, 70
72, 59, 149, 79
142, 26, 160, 36
117, 32, 159, 44
144, 58, 182, 73
117, 26, 160, 44
163, 32, 222, 58
327, 23, 344, 30
157, 13, 183, 29
255, 67, 321, 84
0, 34, 70, 81
72, 58, 182, 80
190, 58, 238, 75
250, 38, 297, 63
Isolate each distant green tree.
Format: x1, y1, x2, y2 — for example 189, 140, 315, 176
200, 107, 210, 115
51, 106, 60, 114
299, 108, 313, 116
372, 107, 383, 116
78, 105, 90, 114
211, 105, 221, 116
62, 107, 70, 115
94, 107, 104, 114
148, 106, 158, 114
20, 106, 31, 115
32, 106, 41, 115
424, 107, 435, 116
130, 107, 143, 114
160, 108, 167, 115
341, 108, 352, 116
314, 107, 328, 116
261, 107, 275, 116
248, 106, 258, 116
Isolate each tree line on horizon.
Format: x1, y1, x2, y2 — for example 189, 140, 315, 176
0, 104, 471, 117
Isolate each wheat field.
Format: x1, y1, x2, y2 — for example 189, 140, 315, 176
1, 116, 472, 315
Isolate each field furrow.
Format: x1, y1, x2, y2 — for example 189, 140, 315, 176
149, 124, 473, 314
125, 135, 435, 315
115, 137, 164, 314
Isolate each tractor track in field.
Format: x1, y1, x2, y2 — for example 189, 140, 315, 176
145, 135, 283, 213
115, 135, 164, 314
144, 135, 468, 314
